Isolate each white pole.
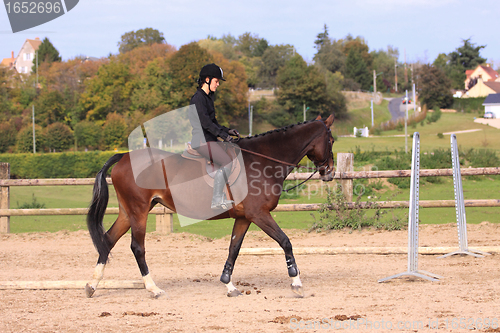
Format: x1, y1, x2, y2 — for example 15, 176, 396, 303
371, 99, 374, 127
405, 90, 408, 154
413, 83, 416, 113
249, 105, 253, 136
303, 103, 306, 122
32, 105, 36, 154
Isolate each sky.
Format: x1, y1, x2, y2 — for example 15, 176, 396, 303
1, 0, 499, 67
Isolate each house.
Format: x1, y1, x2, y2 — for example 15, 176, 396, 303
0, 51, 16, 70
14, 37, 42, 74
465, 78, 500, 98
482, 93, 500, 118
464, 64, 499, 91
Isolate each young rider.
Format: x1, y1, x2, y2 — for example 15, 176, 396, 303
190, 63, 240, 210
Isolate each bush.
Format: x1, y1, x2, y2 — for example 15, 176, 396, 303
452, 97, 484, 113
16, 125, 45, 153
0, 122, 17, 153
0, 151, 118, 178
42, 122, 74, 152
437, 133, 444, 139
310, 188, 406, 231
102, 113, 127, 150
74, 120, 102, 150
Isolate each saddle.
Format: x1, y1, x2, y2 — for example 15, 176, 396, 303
181, 142, 242, 187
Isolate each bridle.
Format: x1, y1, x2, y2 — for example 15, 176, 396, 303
236, 121, 335, 192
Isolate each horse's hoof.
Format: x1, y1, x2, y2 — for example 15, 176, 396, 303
152, 290, 166, 299
85, 283, 95, 298
291, 284, 304, 297
227, 289, 242, 297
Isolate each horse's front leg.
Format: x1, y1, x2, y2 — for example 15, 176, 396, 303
249, 211, 303, 297
221, 217, 251, 297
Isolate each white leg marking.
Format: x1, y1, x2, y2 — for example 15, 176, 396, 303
291, 275, 302, 287
90, 263, 105, 290
225, 281, 237, 293
143, 273, 165, 298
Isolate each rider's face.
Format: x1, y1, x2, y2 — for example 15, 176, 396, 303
206, 77, 220, 92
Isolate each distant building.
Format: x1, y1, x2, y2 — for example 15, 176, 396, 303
482, 93, 500, 118
0, 51, 16, 70
465, 78, 500, 98
464, 64, 499, 91
14, 37, 42, 74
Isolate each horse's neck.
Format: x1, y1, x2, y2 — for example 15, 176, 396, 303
240, 122, 320, 165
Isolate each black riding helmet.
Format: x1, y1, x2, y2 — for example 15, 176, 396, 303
198, 63, 225, 93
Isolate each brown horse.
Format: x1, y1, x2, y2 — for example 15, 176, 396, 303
85, 114, 335, 298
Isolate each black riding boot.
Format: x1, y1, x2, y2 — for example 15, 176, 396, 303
211, 167, 234, 210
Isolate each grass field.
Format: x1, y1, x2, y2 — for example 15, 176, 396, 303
333, 112, 500, 154
5, 101, 499, 238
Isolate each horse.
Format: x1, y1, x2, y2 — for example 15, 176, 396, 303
85, 114, 335, 298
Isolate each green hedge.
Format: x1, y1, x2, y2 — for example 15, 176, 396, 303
0, 151, 120, 179
452, 97, 484, 113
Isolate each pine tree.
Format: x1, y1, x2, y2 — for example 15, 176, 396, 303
345, 48, 371, 90
32, 37, 61, 71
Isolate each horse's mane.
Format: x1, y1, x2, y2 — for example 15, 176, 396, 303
238, 119, 318, 142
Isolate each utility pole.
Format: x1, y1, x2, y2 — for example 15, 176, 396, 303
394, 58, 398, 93
303, 103, 306, 122
32, 105, 36, 153
373, 70, 377, 95
404, 48, 408, 85
370, 99, 374, 127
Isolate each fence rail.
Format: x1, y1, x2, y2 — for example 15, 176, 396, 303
1, 155, 499, 234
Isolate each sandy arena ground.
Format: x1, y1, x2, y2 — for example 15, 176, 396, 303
1, 223, 500, 333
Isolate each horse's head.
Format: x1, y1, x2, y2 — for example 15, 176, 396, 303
308, 114, 335, 182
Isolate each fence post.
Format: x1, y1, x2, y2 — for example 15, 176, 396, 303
336, 153, 353, 202
0, 163, 10, 233
155, 206, 173, 234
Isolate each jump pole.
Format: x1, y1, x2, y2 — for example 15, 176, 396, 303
438, 134, 490, 258
0, 280, 144, 290
379, 132, 442, 283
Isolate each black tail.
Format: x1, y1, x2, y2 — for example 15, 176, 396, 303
87, 153, 125, 261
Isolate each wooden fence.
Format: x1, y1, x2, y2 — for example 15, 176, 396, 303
1, 154, 499, 233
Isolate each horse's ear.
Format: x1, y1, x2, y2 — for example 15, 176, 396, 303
315, 115, 322, 121
325, 114, 334, 127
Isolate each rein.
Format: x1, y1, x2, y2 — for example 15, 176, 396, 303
236, 122, 333, 193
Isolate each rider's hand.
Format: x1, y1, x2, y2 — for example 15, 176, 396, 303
228, 129, 240, 138
223, 135, 234, 142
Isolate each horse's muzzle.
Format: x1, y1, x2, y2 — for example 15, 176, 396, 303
320, 170, 335, 182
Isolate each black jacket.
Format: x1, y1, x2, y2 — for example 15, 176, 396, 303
189, 88, 229, 148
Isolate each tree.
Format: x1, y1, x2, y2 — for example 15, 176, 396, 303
102, 113, 127, 149
168, 43, 212, 108
74, 120, 102, 150
275, 55, 343, 123
31, 37, 61, 71
118, 28, 166, 54
416, 64, 453, 109
344, 48, 371, 90
314, 24, 330, 51
131, 57, 172, 112
0, 121, 17, 153
16, 125, 44, 153
34, 90, 68, 126
449, 38, 487, 70
258, 44, 295, 88
371, 46, 399, 92
79, 58, 135, 121
236, 32, 268, 57
42, 122, 73, 152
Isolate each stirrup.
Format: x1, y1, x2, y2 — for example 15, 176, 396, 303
211, 199, 234, 210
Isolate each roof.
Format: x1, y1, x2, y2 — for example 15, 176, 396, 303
0, 58, 14, 67
27, 38, 42, 51
465, 69, 474, 78
483, 93, 500, 105
481, 65, 499, 81
484, 82, 500, 93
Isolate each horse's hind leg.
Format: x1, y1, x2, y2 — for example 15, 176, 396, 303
221, 217, 251, 297
86, 211, 131, 297
130, 213, 165, 298
249, 212, 303, 297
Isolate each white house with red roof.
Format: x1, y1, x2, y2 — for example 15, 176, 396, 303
13, 37, 42, 74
